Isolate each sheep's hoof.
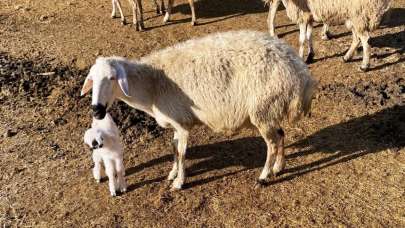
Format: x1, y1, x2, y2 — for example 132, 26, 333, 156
110, 191, 117, 197
111, 15, 117, 19
95, 179, 100, 183
163, 14, 170, 23
121, 19, 127, 26
360, 64, 370, 72
305, 52, 315, 64
190, 21, 197, 26
254, 178, 270, 189
120, 187, 127, 193
171, 179, 183, 190
321, 31, 332, 41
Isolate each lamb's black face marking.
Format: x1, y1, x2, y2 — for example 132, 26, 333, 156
92, 104, 106, 120
91, 139, 103, 149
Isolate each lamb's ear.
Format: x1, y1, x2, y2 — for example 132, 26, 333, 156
80, 76, 93, 96
115, 63, 130, 97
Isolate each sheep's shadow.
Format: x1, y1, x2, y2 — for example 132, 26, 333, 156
380, 8, 405, 28
126, 105, 403, 190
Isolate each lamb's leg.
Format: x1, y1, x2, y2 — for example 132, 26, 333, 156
343, 30, 360, 62
135, 0, 144, 31
168, 131, 179, 181
272, 128, 285, 176
298, 22, 307, 59
115, 158, 127, 193
163, 0, 174, 23
188, 0, 196, 26
321, 24, 332, 40
114, 0, 126, 25
92, 153, 102, 183
171, 129, 189, 190
305, 22, 315, 64
256, 126, 278, 184
104, 160, 117, 196
358, 32, 371, 71
267, 0, 280, 37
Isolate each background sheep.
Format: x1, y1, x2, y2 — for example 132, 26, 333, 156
270, 0, 391, 70
163, 0, 196, 26
83, 113, 127, 196
111, 0, 165, 30
265, 0, 332, 40
80, 30, 317, 190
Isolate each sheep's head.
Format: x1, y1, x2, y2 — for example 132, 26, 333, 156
84, 128, 104, 150
81, 57, 130, 120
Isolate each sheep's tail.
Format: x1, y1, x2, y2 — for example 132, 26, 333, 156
288, 78, 317, 123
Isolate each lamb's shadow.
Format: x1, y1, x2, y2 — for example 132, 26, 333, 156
168, 0, 267, 25
184, 105, 404, 188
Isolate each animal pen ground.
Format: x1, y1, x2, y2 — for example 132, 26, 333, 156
0, 0, 404, 226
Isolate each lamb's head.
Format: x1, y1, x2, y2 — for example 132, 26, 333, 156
84, 128, 104, 150
81, 57, 130, 120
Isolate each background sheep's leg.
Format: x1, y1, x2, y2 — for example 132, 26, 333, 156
105, 160, 117, 196
188, 0, 196, 26
257, 126, 278, 183
112, 0, 126, 25
92, 153, 102, 183
171, 129, 189, 190
321, 24, 332, 40
358, 32, 371, 71
267, 0, 280, 37
343, 30, 360, 62
305, 23, 315, 64
163, 0, 174, 23
272, 128, 285, 176
298, 23, 307, 59
168, 131, 179, 181
135, 0, 144, 31
159, 0, 165, 14
115, 159, 127, 193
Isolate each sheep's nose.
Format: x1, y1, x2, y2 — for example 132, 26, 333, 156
92, 104, 106, 120
91, 140, 103, 149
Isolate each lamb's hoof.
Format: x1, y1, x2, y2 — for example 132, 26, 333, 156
305, 52, 315, 64
321, 32, 332, 41
360, 64, 370, 72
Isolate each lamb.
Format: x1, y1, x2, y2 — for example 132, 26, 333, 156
111, 0, 165, 30
265, 0, 332, 40
83, 113, 127, 196
267, 0, 391, 71
80, 30, 317, 190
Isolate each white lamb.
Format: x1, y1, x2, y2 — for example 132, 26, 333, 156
80, 30, 317, 190
83, 113, 127, 196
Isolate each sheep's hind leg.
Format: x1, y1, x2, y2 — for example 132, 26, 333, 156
272, 128, 285, 176
305, 23, 315, 64
188, 0, 196, 26
267, 0, 281, 37
168, 131, 179, 181
358, 32, 371, 71
255, 124, 279, 185
114, 0, 126, 25
343, 30, 360, 62
321, 24, 332, 40
171, 129, 189, 190
163, 0, 174, 23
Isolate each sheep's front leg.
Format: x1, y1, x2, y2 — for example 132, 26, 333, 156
321, 24, 332, 40
92, 153, 102, 183
168, 131, 179, 181
305, 23, 315, 64
257, 128, 278, 183
272, 128, 285, 176
358, 32, 371, 71
115, 158, 127, 193
112, 0, 126, 25
163, 0, 174, 23
267, 0, 280, 37
298, 23, 307, 59
105, 160, 117, 196
171, 129, 189, 190
188, 0, 196, 26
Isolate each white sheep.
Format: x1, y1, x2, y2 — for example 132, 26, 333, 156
267, 0, 391, 71
265, 0, 332, 40
83, 113, 127, 196
111, 0, 165, 30
80, 30, 317, 190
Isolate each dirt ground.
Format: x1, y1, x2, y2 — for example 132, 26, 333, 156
0, 0, 404, 227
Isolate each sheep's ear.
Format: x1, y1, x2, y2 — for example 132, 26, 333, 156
115, 64, 130, 97
81, 76, 93, 96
